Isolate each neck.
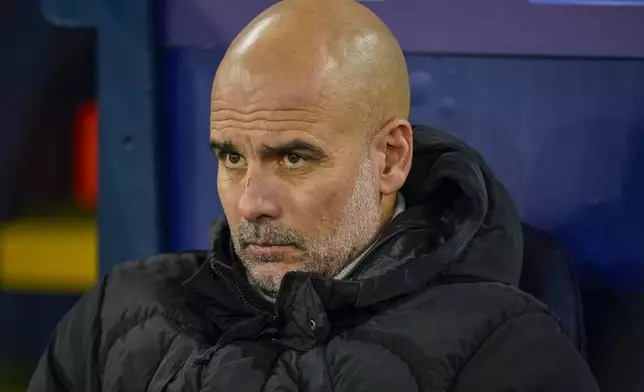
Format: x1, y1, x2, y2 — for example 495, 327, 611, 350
380, 193, 397, 226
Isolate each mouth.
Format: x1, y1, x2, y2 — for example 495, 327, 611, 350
245, 242, 296, 256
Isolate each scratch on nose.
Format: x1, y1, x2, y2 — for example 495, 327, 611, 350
245, 176, 252, 189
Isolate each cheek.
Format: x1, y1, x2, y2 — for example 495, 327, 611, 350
217, 172, 241, 224
291, 178, 350, 229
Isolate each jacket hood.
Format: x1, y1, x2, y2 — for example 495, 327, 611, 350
188, 125, 522, 315
399, 125, 522, 285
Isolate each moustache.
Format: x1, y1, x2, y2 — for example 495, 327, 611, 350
235, 222, 305, 250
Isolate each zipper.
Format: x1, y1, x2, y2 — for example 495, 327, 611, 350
208, 258, 278, 321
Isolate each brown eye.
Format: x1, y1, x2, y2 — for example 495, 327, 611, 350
282, 154, 306, 169
223, 153, 246, 169
229, 154, 241, 164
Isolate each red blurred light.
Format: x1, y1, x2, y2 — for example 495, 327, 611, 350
73, 100, 98, 210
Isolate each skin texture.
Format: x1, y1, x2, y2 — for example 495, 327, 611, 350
210, 0, 414, 296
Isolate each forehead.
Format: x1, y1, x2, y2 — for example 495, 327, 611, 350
209, 106, 331, 153
212, 80, 339, 138
212, 62, 330, 110
210, 96, 334, 139
209, 58, 370, 148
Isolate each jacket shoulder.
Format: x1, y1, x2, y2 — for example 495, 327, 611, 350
403, 282, 564, 360
345, 282, 559, 391
405, 281, 550, 317
99, 252, 208, 355
107, 251, 206, 297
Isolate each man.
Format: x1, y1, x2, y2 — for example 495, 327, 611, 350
28, 0, 600, 391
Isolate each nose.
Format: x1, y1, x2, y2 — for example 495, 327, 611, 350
237, 174, 282, 222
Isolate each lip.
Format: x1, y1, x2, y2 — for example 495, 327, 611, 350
247, 243, 294, 256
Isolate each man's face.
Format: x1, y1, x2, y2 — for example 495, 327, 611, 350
210, 76, 383, 296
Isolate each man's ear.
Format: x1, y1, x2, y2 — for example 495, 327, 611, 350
372, 119, 413, 196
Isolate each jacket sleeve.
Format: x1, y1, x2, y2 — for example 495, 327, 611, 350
27, 277, 107, 392
450, 312, 600, 392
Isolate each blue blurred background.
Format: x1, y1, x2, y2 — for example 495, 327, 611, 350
1, 0, 643, 390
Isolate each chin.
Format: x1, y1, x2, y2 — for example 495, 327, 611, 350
248, 262, 292, 291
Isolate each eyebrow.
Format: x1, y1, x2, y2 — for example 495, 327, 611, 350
261, 139, 327, 160
209, 139, 327, 160
209, 140, 236, 154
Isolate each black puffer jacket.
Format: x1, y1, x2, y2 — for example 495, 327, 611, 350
28, 126, 599, 392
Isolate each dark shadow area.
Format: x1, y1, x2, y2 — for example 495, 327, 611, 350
6, 28, 95, 219
0, 2, 95, 221
0, 293, 80, 364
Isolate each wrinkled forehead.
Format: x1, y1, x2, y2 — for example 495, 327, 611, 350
211, 64, 366, 141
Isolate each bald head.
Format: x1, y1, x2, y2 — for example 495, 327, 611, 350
212, 0, 410, 133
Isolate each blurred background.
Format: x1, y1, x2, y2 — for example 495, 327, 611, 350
0, 1, 96, 390
1, 0, 643, 391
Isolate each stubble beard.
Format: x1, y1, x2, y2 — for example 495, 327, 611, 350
232, 158, 383, 296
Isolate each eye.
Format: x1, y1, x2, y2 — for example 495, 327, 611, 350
282, 153, 306, 169
222, 153, 247, 169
